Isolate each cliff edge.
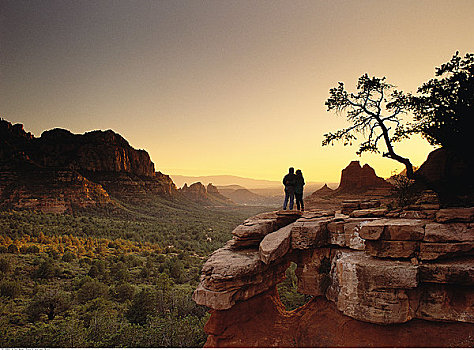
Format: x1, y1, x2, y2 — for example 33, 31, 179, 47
193, 206, 474, 347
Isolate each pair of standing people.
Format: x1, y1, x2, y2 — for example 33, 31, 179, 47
282, 167, 305, 211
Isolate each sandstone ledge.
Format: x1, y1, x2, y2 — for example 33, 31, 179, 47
194, 207, 474, 332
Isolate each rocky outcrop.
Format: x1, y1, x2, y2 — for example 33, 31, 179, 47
0, 119, 178, 211
179, 182, 233, 205
194, 206, 474, 347
203, 288, 473, 347
305, 161, 393, 212
415, 147, 474, 207
337, 161, 392, 194
31, 128, 155, 176
311, 184, 334, 197
0, 168, 112, 213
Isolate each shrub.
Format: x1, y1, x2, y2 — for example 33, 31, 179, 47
88, 259, 106, 279
111, 261, 129, 282
33, 258, 60, 279
126, 288, 157, 325
25, 245, 40, 254
391, 174, 418, 207
77, 279, 109, 303
46, 248, 60, 260
19, 245, 40, 254
0, 257, 12, 274
0, 280, 21, 298
26, 288, 71, 321
79, 257, 91, 267
112, 283, 136, 302
7, 244, 19, 254
62, 251, 76, 262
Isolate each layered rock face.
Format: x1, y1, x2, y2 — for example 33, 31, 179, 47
0, 168, 111, 213
0, 119, 176, 211
31, 128, 155, 176
193, 206, 474, 347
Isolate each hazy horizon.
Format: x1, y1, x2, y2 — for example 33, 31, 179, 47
169, 173, 340, 189
2, 1, 473, 182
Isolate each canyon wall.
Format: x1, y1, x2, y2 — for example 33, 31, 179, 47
0, 119, 177, 211
193, 206, 474, 347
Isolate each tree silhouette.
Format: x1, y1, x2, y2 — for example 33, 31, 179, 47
323, 74, 415, 178
410, 52, 473, 154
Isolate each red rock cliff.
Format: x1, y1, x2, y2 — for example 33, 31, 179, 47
193, 207, 474, 347
0, 119, 177, 211
337, 160, 392, 193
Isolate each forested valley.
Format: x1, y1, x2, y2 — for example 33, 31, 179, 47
0, 197, 294, 347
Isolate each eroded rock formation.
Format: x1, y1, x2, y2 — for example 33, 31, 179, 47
337, 161, 392, 194
0, 119, 177, 211
193, 206, 474, 347
179, 182, 233, 205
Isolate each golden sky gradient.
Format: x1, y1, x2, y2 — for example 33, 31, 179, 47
1, 1, 473, 182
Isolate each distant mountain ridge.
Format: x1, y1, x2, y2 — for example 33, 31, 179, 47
171, 175, 283, 189
171, 174, 337, 193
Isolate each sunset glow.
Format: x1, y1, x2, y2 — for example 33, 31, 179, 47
1, 0, 473, 182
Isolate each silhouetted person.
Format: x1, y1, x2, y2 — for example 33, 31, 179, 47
282, 167, 297, 210
295, 169, 305, 211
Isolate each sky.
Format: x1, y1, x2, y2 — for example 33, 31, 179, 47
1, 0, 473, 183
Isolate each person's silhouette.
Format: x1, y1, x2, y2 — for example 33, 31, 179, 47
295, 169, 305, 211
282, 167, 297, 210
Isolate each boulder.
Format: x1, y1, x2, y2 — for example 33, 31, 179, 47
328, 221, 346, 247
341, 200, 360, 215
399, 211, 428, 219
232, 219, 276, 241
232, 211, 301, 247
299, 209, 335, 220
193, 284, 237, 310
354, 255, 419, 290
200, 247, 264, 291
194, 245, 290, 309
436, 207, 474, 223
360, 199, 381, 209
259, 223, 294, 264
415, 148, 474, 207
424, 222, 473, 242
